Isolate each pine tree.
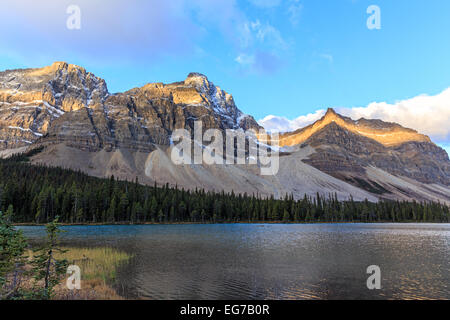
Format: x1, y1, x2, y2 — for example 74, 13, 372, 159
283, 209, 290, 222
0, 153, 448, 225
150, 196, 158, 222
107, 197, 117, 223
158, 209, 165, 223
0, 206, 28, 299
30, 217, 68, 300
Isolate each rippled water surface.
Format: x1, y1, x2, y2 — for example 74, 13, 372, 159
19, 223, 450, 300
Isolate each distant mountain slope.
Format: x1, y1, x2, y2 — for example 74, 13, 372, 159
0, 62, 449, 204
302, 120, 448, 182
276, 109, 449, 201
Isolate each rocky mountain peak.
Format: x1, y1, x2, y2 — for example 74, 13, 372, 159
0, 63, 262, 151
324, 107, 337, 116
278, 108, 431, 148
0, 61, 108, 98
25, 61, 88, 79
322, 108, 342, 123
49, 61, 71, 72
184, 72, 214, 94
1, 63, 448, 204
186, 72, 208, 80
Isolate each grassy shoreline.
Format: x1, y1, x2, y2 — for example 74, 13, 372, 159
24, 247, 132, 300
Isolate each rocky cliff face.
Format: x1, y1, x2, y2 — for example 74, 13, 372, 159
296, 109, 450, 192
0, 62, 449, 204
0, 62, 108, 150
0, 62, 261, 152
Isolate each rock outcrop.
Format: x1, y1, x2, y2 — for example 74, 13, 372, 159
0, 62, 261, 152
294, 110, 450, 198
0, 62, 108, 150
0, 62, 449, 204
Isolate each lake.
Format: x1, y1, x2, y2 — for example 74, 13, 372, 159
18, 223, 450, 300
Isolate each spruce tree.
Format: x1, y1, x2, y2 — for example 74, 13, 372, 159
0, 206, 28, 299
30, 217, 68, 300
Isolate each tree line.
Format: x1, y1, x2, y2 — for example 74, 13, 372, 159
0, 152, 449, 224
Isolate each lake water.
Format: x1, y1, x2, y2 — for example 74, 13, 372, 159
18, 223, 450, 300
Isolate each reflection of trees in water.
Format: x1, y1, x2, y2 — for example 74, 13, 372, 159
20, 224, 450, 300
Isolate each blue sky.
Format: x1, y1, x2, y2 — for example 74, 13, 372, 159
1, 0, 449, 152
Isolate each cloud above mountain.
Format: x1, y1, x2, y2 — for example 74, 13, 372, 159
259, 88, 450, 152
0, 0, 200, 64
0, 0, 288, 74
259, 109, 327, 133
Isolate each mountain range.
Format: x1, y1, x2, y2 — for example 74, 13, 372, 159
0, 62, 449, 204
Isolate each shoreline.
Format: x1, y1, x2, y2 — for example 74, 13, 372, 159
13, 221, 449, 226
30, 247, 131, 300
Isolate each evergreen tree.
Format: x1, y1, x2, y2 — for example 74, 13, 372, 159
283, 209, 290, 222
0, 206, 28, 299
0, 152, 448, 225
30, 217, 68, 300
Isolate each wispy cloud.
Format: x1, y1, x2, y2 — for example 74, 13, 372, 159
251, 20, 288, 50
235, 53, 255, 66
0, 0, 203, 64
235, 19, 288, 74
0, 0, 290, 75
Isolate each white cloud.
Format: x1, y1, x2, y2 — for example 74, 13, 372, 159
0, 0, 249, 65
258, 88, 450, 148
250, 20, 288, 50
235, 54, 255, 66
0, 0, 290, 75
259, 109, 326, 133
239, 19, 287, 51
235, 19, 288, 73
338, 88, 450, 143
0, 0, 206, 64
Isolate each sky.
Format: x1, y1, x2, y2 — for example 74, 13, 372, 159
0, 0, 449, 153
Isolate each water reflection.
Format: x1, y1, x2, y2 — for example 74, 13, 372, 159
19, 223, 450, 300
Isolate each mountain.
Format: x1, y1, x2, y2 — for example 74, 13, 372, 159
281, 109, 449, 201
278, 108, 432, 147
0, 62, 260, 153
0, 62, 449, 204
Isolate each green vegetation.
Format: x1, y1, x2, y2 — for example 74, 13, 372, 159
0, 150, 449, 224
1, 209, 131, 300
29, 217, 68, 299
0, 215, 67, 300
0, 206, 28, 299
55, 247, 130, 283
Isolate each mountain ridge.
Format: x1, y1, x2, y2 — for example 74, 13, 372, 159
0, 62, 261, 152
279, 107, 432, 147
0, 62, 449, 204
